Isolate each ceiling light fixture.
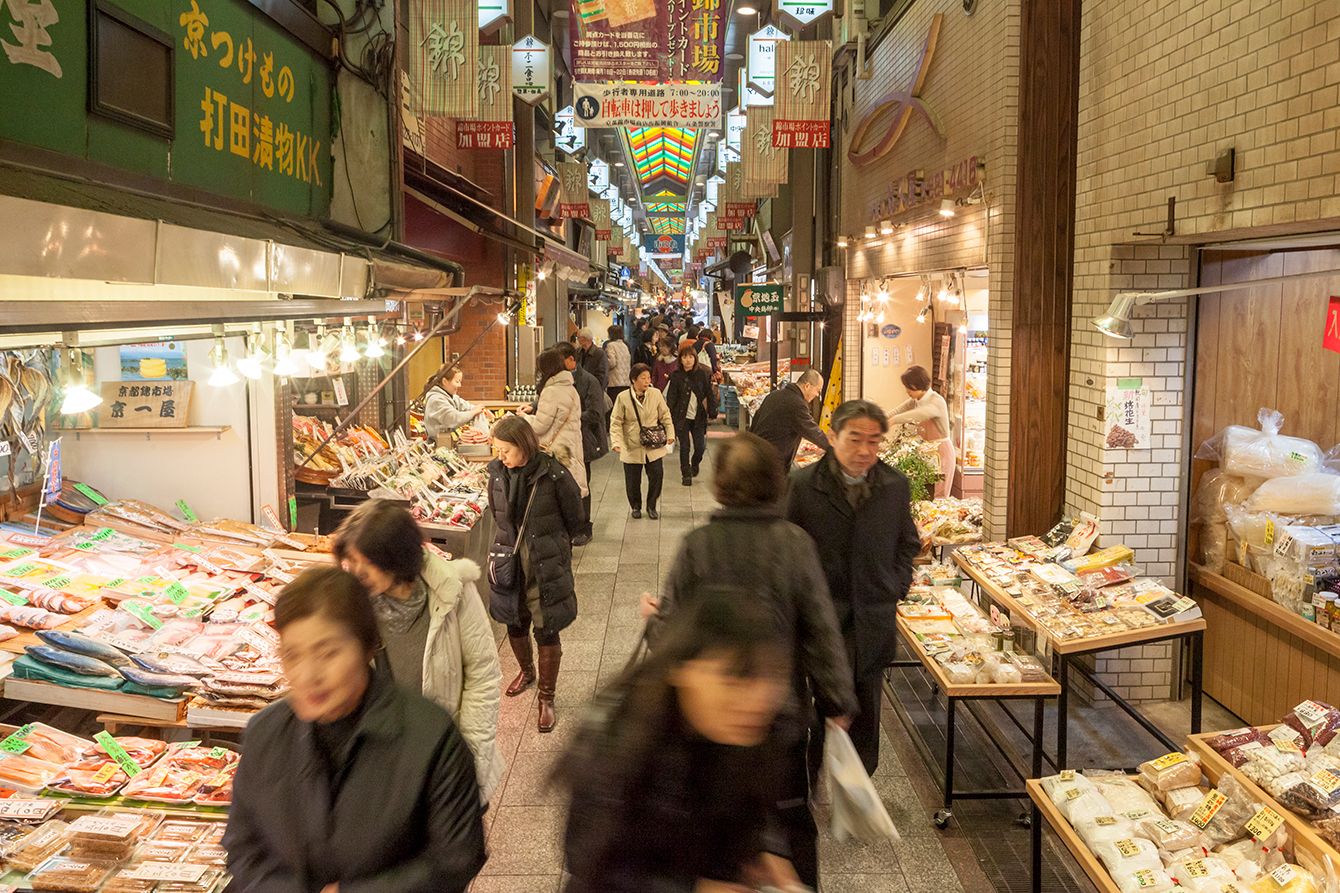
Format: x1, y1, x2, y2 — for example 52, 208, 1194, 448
879, 219, 894, 236
235, 323, 267, 380
737, 4, 756, 14
864, 225, 878, 242
58, 345, 102, 415
273, 324, 300, 378
1092, 293, 1142, 340
338, 317, 361, 364
207, 332, 240, 388
939, 198, 957, 218
836, 234, 849, 249
363, 316, 386, 359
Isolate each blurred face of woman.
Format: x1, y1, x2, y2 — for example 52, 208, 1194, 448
280, 613, 372, 724
680, 353, 696, 372
633, 371, 652, 394
339, 546, 397, 599
496, 438, 530, 469
672, 648, 788, 747
905, 386, 926, 400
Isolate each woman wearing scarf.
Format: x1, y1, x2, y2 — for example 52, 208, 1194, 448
332, 500, 505, 804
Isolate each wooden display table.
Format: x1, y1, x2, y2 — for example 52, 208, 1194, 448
893, 615, 1060, 829
953, 552, 1206, 765
1, 677, 186, 722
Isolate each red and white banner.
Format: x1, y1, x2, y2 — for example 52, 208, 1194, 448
773, 40, 832, 149
458, 46, 514, 149
558, 161, 591, 219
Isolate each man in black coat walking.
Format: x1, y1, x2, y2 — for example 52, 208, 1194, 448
786, 400, 921, 774
555, 342, 607, 546
575, 328, 609, 390
749, 369, 830, 471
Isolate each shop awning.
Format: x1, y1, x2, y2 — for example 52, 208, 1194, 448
403, 151, 547, 256
0, 165, 462, 303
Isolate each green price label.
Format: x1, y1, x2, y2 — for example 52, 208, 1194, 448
93, 731, 142, 778
74, 483, 110, 506
4, 563, 37, 577
209, 747, 228, 760
171, 543, 202, 554
137, 576, 159, 585
124, 603, 164, 630
0, 724, 35, 754
92, 528, 115, 541
0, 548, 32, 560
104, 578, 126, 589
183, 607, 204, 618
164, 582, 190, 605
288, 496, 298, 530
0, 590, 28, 607
175, 500, 199, 523
74, 541, 97, 551
42, 576, 72, 590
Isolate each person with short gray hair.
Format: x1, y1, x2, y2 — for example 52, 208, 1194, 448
574, 329, 609, 390
747, 368, 831, 471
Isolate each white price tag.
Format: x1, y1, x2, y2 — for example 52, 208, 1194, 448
333, 379, 349, 406
124, 863, 209, 883
260, 505, 284, 532
0, 799, 61, 821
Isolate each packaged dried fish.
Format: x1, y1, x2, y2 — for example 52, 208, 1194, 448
6, 819, 73, 872
46, 763, 131, 798
1, 722, 94, 764
120, 764, 205, 805
68, 811, 161, 861
0, 752, 70, 794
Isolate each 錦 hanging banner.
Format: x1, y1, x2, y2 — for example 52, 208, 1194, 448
569, 0, 728, 83
558, 162, 591, 219
773, 40, 832, 148
744, 106, 788, 185
573, 83, 723, 129
458, 46, 514, 149
409, 0, 478, 117
591, 200, 612, 240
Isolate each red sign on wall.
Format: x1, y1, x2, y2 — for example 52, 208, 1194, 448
1325, 296, 1340, 354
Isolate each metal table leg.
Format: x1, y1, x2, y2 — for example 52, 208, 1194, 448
1056, 653, 1070, 767
1031, 800, 1043, 893
934, 697, 956, 828
1189, 630, 1204, 734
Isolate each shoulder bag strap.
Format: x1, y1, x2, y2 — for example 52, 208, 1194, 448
513, 477, 542, 543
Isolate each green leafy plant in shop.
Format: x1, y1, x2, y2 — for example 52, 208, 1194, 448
879, 438, 941, 503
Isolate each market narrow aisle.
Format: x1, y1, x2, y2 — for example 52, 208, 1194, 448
472, 434, 979, 893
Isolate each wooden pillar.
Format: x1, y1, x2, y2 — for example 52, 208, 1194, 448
1007, 0, 1082, 536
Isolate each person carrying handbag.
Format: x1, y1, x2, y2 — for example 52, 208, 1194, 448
485, 415, 584, 733
609, 363, 675, 520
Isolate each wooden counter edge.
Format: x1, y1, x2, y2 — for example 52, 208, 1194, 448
895, 616, 1061, 698
1189, 564, 1340, 654
1024, 779, 1124, 893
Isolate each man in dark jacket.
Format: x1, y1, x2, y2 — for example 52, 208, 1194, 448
786, 399, 920, 775
555, 341, 606, 546
749, 369, 830, 471
575, 328, 609, 390
644, 433, 856, 888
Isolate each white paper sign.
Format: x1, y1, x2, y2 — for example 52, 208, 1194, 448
333, 379, 349, 407
1104, 379, 1151, 450
124, 863, 209, 883
0, 799, 61, 821
573, 83, 723, 129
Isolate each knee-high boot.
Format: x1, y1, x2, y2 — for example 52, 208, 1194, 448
505, 635, 535, 697
537, 643, 562, 732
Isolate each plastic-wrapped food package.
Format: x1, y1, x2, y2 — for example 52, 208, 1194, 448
1094, 836, 1163, 879
1313, 815, 1340, 849
1139, 752, 1203, 791
1241, 749, 1308, 788
5, 820, 72, 872
101, 868, 159, 893
1200, 523, 1229, 573
1193, 470, 1262, 525
1166, 785, 1211, 820
1168, 856, 1238, 892
1140, 816, 1209, 853
7, 723, 94, 765
67, 811, 161, 862
1189, 777, 1257, 846
1280, 700, 1340, 750
1075, 814, 1138, 847
1209, 728, 1275, 754
1200, 409, 1324, 480
1068, 790, 1120, 826
1042, 771, 1096, 803
942, 662, 977, 685
1091, 774, 1165, 817
1249, 864, 1319, 893
1223, 742, 1272, 769
1275, 769, 1340, 816
1246, 474, 1340, 517
27, 856, 115, 893
0, 752, 68, 794
1116, 868, 1176, 893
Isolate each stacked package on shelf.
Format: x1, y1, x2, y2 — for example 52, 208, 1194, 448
898, 585, 1050, 685
327, 434, 489, 530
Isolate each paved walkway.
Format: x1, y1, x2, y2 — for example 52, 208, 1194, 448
472, 429, 986, 893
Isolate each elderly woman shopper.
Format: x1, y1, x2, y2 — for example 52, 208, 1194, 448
225, 567, 486, 893
521, 348, 587, 498
609, 363, 675, 520
332, 499, 505, 803
486, 415, 584, 733
664, 342, 715, 486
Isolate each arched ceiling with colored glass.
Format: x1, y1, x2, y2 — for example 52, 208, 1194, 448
625, 128, 699, 196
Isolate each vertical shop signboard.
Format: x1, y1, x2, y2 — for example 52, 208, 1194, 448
511, 35, 551, 105
735, 282, 783, 318
568, 0, 726, 83
743, 106, 787, 192
1104, 378, 1151, 450
1324, 296, 1340, 354
457, 45, 514, 149
554, 105, 585, 154
557, 161, 590, 219
746, 25, 791, 106
774, 0, 833, 28
409, 0, 479, 117
773, 40, 832, 148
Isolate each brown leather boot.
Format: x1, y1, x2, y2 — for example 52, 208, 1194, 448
536, 643, 562, 733
505, 635, 535, 697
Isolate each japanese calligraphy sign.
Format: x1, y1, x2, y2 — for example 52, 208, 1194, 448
0, 0, 333, 218
1324, 297, 1340, 354
746, 25, 790, 106
569, 0, 726, 83
557, 161, 591, 220
573, 82, 723, 129
457, 46, 513, 149
1104, 378, 1150, 450
744, 105, 787, 186
100, 382, 195, 429
773, 40, 831, 148
511, 35, 551, 104
555, 104, 585, 154
410, 0, 478, 117
735, 283, 784, 317
591, 199, 612, 241
774, 0, 833, 28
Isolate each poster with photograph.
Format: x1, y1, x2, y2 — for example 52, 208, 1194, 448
1105, 378, 1151, 450
120, 343, 188, 381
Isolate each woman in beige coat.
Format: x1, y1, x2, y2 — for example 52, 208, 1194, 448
522, 349, 588, 496
609, 363, 675, 519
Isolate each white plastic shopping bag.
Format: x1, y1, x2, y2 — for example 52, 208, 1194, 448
824, 720, 900, 843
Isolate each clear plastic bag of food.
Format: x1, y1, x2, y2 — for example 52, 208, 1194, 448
1242, 749, 1308, 787
1192, 470, 1262, 525
1246, 474, 1340, 517
1281, 700, 1340, 750
1075, 814, 1137, 847
1116, 867, 1176, 893
1276, 769, 1340, 816
1095, 836, 1163, 877
1190, 776, 1257, 846
1140, 816, 1210, 853
27, 856, 115, 893
1198, 409, 1323, 480
1139, 752, 1203, 791
1168, 855, 1237, 892
1092, 774, 1165, 817
1250, 864, 1318, 893
0, 752, 69, 794
1166, 785, 1210, 821
1208, 727, 1274, 754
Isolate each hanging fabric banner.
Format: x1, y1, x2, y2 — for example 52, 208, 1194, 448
573, 83, 723, 129
773, 40, 832, 148
558, 162, 591, 219
458, 46, 514, 149
744, 105, 788, 187
409, 0, 479, 117
569, 0, 727, 83
591, 200, 612, 240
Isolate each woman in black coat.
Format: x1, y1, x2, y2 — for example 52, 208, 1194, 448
663, 342, 715, 486
487, 414, 584, 733
225, 567, 486, 893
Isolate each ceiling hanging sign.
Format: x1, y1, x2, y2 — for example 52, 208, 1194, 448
458, 46, 515, 149
774, 0, 833, 28
588, 158, 611, 192
592, 200, 613, 240
479, 0, 512, 33
573, 83, 723, 129
511, 35, 552, 105
643, 234, 687, 256
666, 0, 727, 81
773, 40, 832, 148
746, 25, 791, 107
744, 106, 787, 185
410, 0, 480, 116
735, 282, 784, 317
555, 105, 586, 154
558, 161, 591, 219
570, 0, 660, 81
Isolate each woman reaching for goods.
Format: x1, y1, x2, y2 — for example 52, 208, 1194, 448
888, 364, 957, 499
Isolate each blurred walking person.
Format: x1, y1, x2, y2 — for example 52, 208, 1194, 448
555, 341, 607, 546
609, 363, 675, 520
520, 348, 588, 499
604, 325, 632, 415
664, 342, 715, 486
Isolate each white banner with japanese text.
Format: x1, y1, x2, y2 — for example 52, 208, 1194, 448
573, 83, 723, 129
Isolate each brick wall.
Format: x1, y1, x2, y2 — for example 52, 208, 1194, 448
1067, 0, 1340, 700
837, 0, 1021, 538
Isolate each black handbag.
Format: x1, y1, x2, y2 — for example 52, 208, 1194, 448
632, 391, 668, 449
488, 479, 539, 593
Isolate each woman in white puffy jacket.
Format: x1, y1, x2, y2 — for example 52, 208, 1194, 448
332, 500, 506, 804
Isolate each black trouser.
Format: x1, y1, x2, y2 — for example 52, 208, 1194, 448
580, 461, 593, 537
674, 415, 707, 478
623, 458, 664, 511
779, 731, 819, 889
809, 670, 884, 779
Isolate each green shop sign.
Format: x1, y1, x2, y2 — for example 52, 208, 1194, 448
0, 0, 333, 218
735, 282, 784, 317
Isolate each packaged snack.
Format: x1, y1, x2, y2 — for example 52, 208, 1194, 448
1094, 836, 1163, 877
6, 819, 73, 872
1280, 700, 1340, 750
27, 855, 115, 893
1074, 814, 1137, 847
68, 811, 161, 861
133, 839, 194, 863
1168, 855, 1237, 892
1140, 816, 1209, 852
1250, 864, 1318, 893
156, 865, 224, 893
1166, 785, 1210, 821
151, 821, 211, 844
1139, 752, 1203, 791
189, 842, 228, 866
102, 867, 160, 893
